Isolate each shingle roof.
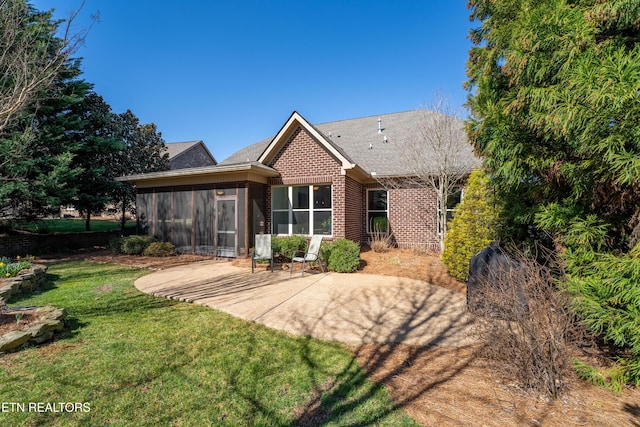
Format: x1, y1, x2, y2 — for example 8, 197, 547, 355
165, 141, 202, 159
220, 110, 481, 176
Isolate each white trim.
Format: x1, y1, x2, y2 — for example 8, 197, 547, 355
258, 112, 356, 171
272, 184, 333, 237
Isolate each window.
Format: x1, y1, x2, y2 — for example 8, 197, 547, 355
367, 189, 388, 233
438, 188, 463, 234
272, 185, 332, 235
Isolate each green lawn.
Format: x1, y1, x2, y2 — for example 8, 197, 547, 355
0, 261, 417, 426
11, 219, 136, 233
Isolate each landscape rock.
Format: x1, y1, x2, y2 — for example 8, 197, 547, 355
0, 330, 32, 352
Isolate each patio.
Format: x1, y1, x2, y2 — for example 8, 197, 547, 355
135, 261, 476, 346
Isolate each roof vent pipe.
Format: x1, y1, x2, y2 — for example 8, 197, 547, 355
377, 118, 382, 134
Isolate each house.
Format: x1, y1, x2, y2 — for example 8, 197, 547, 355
165, 140, 217, 169
118, 110, 480, 257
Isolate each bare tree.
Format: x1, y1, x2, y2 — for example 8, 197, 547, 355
376, 95, 479, 252
0, 0, 88, 133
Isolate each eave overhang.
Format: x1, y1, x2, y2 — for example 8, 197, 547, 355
116, 162, 280, 188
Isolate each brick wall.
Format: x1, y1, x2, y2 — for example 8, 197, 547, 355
267, 126, 347, 239
344, 175, 364, 242
0, 229, 134, 257
263, 126, 440, 250
388, 187, 439, 250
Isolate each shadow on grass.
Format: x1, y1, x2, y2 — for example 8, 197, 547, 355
5, 273, 60, 306
283, 280, 480, 426
145, 266, 482, 424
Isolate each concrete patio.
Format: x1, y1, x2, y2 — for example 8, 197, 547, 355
135, 261, 476, 347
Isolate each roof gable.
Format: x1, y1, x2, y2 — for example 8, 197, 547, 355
221, 110, 481, 177
257, 112, 357, 171
166, 140, 217, 170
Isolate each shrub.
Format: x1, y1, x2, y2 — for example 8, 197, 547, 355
272, 235, 307, 261
109, 237, 124, 253
471, 248, 578, 399
120, 235, 156, 255
327, 239, 360, 273
319, 240, 332, 265
367, 219, 394, 253
563, 248, 640, 391
442, 169, 498, 280
143, 242, 175, 257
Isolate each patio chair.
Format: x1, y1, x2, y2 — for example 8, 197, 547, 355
252, 234, 274, 273
290, 235, 325, 277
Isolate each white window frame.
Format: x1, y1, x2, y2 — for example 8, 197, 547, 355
272, 184, 332, 236
366, 189, 389, 233
437, 187, 464, 235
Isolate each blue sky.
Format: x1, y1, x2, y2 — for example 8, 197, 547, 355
32, 1, 474, 162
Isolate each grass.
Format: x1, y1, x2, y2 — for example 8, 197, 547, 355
9, 219, 136, 233
0, 261, 418, 426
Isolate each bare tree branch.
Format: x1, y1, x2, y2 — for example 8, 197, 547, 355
375, 94, 480, 252
0, 0, 89, 133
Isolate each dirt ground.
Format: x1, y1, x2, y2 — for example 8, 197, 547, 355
7, 247, 637, 426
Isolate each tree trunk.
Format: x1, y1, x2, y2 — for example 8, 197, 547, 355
85, 212, 91, 231
438, 184, 447, 253
120, 195, 126, 232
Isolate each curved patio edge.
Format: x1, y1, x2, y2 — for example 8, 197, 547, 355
135, 261, 477, 347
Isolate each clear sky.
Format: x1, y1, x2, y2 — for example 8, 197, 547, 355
31, 1, 474, 162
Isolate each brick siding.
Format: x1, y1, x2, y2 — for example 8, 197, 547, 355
265, 126, 440, 249
267, 126, 347, 239
388, 187, 439, 250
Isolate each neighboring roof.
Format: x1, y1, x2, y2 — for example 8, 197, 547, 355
221, 110, 481, 176
166, 140, 217, 167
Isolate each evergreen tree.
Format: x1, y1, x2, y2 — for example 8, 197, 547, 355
0, 0, 83, 133
109, 110, 169, 231
466, 0, 640, 388
442, 169, 497, 280
466, 0, 640, 251
68, 92, 123, 231
0, 21, 89, 219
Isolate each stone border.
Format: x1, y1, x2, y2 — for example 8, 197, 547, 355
0, 265, 66, 353
0, 306, 67, 352
0, 264, 47, 302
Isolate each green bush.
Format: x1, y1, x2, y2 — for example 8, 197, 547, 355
109, 236, 124, 253
143, 242, 175, 257
564, 248, 640, 391
319, 240, 332, 265
120, 235, 156, 255
442, 169, 498, 280
272, 235, 307, 261
327, 239, 360, 273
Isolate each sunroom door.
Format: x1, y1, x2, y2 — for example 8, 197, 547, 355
216, 198, 237, 257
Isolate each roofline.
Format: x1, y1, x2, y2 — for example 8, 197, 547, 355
116, 162, 279, 184
168, 140, 218, 164
257, 111, 357, 171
